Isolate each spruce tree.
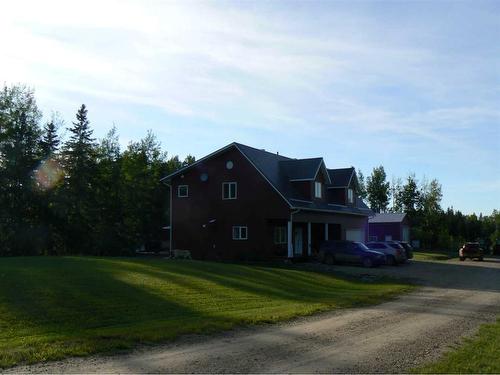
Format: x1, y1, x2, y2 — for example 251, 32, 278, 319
0, 85, 43, 255
62, 104, 97, 253
40, 120, 60, 157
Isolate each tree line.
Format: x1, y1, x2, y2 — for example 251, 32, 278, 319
356, 166, 499, 250
1, 84, 498, 256
0, 84, 194, 256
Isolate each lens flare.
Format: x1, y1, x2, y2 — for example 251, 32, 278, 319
34, 158, 64, 191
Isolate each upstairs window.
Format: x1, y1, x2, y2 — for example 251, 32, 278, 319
274, 226, 287, 244
314, 181, 322, 198
232, 226, 248, 240
178, 185, 188, 198
347, 188, 354, 204
222, 182, 237, 200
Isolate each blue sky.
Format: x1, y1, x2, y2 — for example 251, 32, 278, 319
1, 0, 499, 214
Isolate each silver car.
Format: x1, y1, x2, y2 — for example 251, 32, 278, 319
365, 242, 407, 265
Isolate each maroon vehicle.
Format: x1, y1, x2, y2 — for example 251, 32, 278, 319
459, 242, 484, 261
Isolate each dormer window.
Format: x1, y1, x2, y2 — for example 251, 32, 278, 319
314, 182, 322, 198
348, 188, 354, 204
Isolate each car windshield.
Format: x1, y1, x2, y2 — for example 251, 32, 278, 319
354, 242, 370, 251
466, 243, 480, 249
389, 243, 402, 249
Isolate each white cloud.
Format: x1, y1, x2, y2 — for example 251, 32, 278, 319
0, 0, 498, 213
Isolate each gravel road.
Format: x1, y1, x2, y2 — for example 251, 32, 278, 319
9, 257, 500, 373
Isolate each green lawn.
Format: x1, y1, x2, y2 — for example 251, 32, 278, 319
0, 257, 411, 368
415, 317, 500, 373
413, 250, 455, 261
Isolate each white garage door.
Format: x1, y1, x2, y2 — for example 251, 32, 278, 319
346, 229, 364, 242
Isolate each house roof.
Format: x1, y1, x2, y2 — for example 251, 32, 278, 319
162, 142, 372, 216
280, 158, 325, 181
368, 213, 407, 223
327, 167, 355, 187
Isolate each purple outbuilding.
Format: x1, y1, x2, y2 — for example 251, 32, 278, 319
368, 213, 410, 242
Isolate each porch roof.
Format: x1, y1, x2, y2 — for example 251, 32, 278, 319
289, 198, 372, 216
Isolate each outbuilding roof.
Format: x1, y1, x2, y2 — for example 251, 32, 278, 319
368, 212, 407, 223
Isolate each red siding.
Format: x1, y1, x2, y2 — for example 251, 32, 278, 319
171, 146, 290, 260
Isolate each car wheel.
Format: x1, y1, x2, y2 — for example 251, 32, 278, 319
325, 254, 335, 265
386, 255, 396, 266
459, 257, 465, 261
362, 257, 373, 268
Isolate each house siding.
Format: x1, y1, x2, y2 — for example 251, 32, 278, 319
327, 187, 346, 205
171, 146, 290, 260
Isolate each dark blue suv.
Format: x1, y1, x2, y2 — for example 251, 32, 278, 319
319, 240, 386, 268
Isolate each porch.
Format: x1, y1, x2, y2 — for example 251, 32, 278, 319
283, 210, 368, 258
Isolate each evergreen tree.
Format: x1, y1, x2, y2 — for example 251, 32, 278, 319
366, 166, 390, 213
0, 84, 43, 255
61, 104, 97, 253
183, 154, 196, 166
93, 126, 125, 255
40, 119, 60, 157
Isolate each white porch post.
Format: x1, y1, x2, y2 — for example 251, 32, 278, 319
307, 222, 312, 256
287, 221, 293, 258
324, 223, 329, 241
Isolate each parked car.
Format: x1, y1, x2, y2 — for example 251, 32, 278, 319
365, 242, 407, 265
318, 240, 386, 268
396, 241, 414, 259
459, 242, 484, 261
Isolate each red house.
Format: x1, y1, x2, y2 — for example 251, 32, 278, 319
161, 142, 372, 260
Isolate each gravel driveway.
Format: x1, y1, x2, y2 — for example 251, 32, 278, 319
10, 257, 500, 373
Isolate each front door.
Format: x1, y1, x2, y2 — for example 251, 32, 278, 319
294, 227, 303, 256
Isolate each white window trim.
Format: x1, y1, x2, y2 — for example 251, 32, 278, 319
232, 226, 248, 240
274, 226, 287, 244
314, 181, 322, 198
347, 188, 354, 204
178, 185, 189, 198
222, 182, 237, 200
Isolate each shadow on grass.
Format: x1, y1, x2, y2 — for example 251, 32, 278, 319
0, 256, 409, 369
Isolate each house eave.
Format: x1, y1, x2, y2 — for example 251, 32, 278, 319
290, 206, 371, 217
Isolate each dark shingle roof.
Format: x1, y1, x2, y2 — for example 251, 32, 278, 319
368, 213, 407, 223
280, 158, 324, 181
235, 143, 369, 216
162, 142, 371, 216
327, 167, 354, 187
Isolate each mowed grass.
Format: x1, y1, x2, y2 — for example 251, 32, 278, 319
415, 317, 500, 373
0, 257, 411, 368
413, 250, 455, 261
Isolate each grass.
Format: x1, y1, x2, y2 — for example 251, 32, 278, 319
0, 256, 411, 368
413, 249, 455, 261
415, 317, 500, 373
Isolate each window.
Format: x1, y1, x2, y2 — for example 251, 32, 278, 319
274, 226, 287, 244
178, 185, 188, 197
222, 182, 237, 199
369, 235, 378, 242
232, 226, 248, 240
347, 188, 354, 204
314, 181, 322, 198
